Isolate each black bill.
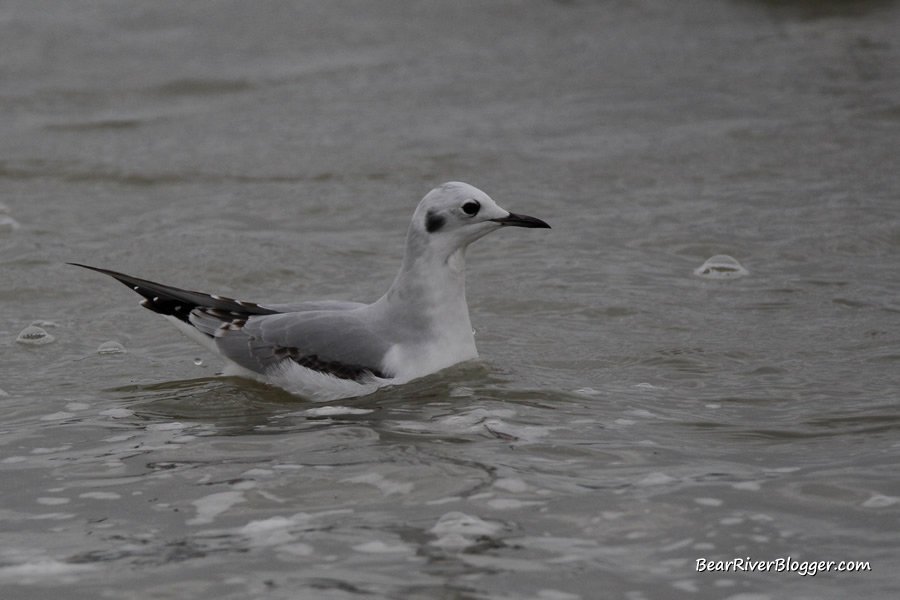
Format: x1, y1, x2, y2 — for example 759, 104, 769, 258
491, 212, 551, 229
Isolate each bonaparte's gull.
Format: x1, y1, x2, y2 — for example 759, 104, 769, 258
72, 182, 550, 400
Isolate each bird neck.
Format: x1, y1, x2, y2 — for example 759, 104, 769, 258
389, 247, 467, 308
378, 232, 473, 336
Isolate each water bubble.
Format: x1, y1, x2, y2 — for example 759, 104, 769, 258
31, 320, 59, 328
693, 255, 749, 279
0, 216, 21, 232
16, 325, 55, 345
193, 358, 204, 366
97, 341, 126, 355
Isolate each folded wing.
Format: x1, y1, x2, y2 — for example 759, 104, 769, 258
193, 309, 392, 381
71, 263, 391, 382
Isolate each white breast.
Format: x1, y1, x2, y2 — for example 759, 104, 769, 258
383, 329, 478, 384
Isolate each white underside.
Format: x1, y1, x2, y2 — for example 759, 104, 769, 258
382, 339, 478, 383
266, 361, 391, 402
167, 316, 395, 401
166, 301, 479, 400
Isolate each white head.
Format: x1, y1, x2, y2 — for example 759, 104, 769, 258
407, 182, 550, 261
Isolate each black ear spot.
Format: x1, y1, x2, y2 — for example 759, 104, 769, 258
425, 210, 446, 233
462, 200, 480, 216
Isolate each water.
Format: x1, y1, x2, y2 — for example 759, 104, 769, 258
2, 0, 900, 598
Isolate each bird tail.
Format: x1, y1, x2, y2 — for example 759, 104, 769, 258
68, 263, 278, 323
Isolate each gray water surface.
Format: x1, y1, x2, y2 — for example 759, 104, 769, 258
2, 1, 900, 598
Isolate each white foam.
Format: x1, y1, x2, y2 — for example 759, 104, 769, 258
660, 538, 694, 552
343, 472, 413, 496
277, 543, 314, 557
101, 433, 137, 442
486, 498, 544, 510
425, 496, 461, 505
392, 408, 518, 435
79, 492, 121, 500
28, 512, 75, 520
238, 510, 353, 549
187, 491, 246, 525
0, 558, 96, 580
517, 536, 603, 561
31, 445, 71, 454
573, 387, 601, 396
483, 419, 551, 442
862, 494, 899, 508
732, 481, 761, 491
433, 533, 480, 550
636, 472, 677, 486
429, 512, 503, 541
36, 497, 70, 505
672, 580, 698, 593
635, 382, 666, 390
352, 540, 412, 554
536, 590, 583, 600
242, 468, 275, 477
694, 497, 723, 507
460, 554, 547, 572
493, 478, 528, 493
449, 385, 475, 398
239, 515, 300, 546
39, 412, 75, 422
101, 408, 135, 419
303, 406, 374, 417
146, 422, 187, 431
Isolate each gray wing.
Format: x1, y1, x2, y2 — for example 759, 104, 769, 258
190, 308, 393, 381
69, 263, 389, 381
261, 300, 366, 312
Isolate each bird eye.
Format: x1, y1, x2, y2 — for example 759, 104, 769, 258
462, 200, 480, 216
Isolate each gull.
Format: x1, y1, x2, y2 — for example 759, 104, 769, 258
71, 182, 550, 401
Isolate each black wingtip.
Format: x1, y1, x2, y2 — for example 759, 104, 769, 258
69, 262, 279, 319
68, 262, 151, 291
68, 262, 127, 278
68, 262, 193, 320
68, 262, 110, 275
